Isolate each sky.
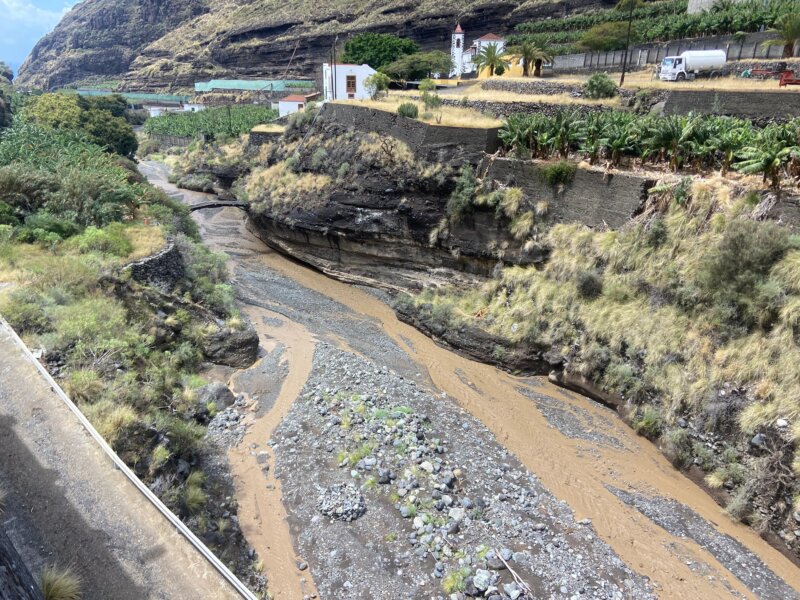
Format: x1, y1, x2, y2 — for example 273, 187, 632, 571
1, 0, 77, 74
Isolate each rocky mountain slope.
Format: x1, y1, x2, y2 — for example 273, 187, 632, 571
17, 0, 611, 91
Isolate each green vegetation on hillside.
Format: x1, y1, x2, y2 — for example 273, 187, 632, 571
21, 92, 138, 157
416, 177, 800, 523
142, 105, 277, 138
0, 100, 258, 584
511, 0, 800, 55
500, 109, 800, 187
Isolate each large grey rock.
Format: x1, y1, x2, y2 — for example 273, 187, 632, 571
196, 382, 235, 409
201, 324, 259, 368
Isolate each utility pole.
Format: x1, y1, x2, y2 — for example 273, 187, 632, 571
332, 35, 339, 101
619, 0, 636, 87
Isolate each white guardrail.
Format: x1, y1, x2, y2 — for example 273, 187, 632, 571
1, 317, 258, 600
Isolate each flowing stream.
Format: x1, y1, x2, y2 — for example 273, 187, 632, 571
140, 161, 800, 599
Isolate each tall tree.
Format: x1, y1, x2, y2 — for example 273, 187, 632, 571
380, 51, 452, 82
510, 41, 553, 77
473, 43, 510, 77
341, 33, 420, 69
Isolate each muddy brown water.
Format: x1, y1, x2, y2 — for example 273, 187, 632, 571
140, 162, 800, 599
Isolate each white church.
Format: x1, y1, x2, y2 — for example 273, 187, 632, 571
449, 23, 507, 77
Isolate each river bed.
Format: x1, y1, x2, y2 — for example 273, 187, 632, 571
140, 160, 800, 599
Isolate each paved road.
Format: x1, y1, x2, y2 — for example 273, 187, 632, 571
0, 321, 244, 600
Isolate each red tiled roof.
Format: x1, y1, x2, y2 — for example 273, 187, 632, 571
477, 33, 504, 41
454, 23, 463, 33
281, 95, 307, 102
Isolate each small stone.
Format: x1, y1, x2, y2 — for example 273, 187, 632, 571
504, 582, 522, 599
750, 433, 768, 451
296, 561, 308, 571
420, 460, 434, 473
533, 522, 546, 531
448, 507, 466, 522
776, 418, 789, 428
473, 569, 492, 591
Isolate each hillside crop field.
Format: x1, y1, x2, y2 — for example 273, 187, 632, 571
142, 105, 278, 138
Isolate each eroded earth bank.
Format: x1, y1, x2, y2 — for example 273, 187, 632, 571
141, 161, 800, 600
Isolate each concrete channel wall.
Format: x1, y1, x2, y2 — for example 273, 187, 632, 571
0, 320, 251, 600
479, 157, 656, 229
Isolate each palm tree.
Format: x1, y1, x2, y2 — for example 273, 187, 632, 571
510, 41, 553, 77
474, 43, 511, 77
762, 12, 800, 58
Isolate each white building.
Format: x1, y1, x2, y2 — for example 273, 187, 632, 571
450, 24, 506, 77
278, 93, 319, 117
322, 63, 377, 101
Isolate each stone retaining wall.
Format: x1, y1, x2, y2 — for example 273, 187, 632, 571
249, 129, 284, 146
663, 90, 800, 123
479, 157, 656, 229
319, 103, 499, 165
480, 79, 634, 99
439, 98, 613, 120
124, 242, 185, 292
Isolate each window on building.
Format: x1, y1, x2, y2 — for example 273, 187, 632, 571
298, 103, 304, 110
456, 39, 461, 49
346, 75, 357, 95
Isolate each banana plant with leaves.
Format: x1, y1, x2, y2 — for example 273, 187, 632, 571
713, 118, 755, 174
734, 123, 800, 188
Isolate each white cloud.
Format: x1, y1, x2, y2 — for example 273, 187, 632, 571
0, 0, 74, 30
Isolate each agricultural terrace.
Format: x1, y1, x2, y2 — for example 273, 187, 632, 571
143, 105, 278, 138
510, 0, 797, 56
333, 96, 502, 128
499, 109, 800, 188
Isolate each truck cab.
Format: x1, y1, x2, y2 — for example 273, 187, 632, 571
660, 56, 687, 81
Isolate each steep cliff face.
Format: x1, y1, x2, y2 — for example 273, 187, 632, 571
16, 0, 210, 90
17, 0, 612, 91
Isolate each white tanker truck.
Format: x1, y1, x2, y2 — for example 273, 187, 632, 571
659, 50, 727, 81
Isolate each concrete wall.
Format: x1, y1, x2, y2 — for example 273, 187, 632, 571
479, 157, 655, 229
319, 103, 500, 165
663, 90, 800, 123
553, 31, 782, 73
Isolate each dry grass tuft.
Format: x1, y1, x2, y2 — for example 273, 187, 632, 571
40, 566, 81, 600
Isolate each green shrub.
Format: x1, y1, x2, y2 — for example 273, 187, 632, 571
21, 211, 78, 240
697, 219, 790, 328
538, 160, 576, 187
633, 405, 664, 439
397, 103, 419, 119
576, 270, 603, 299
69, 223, 132, 256
65, 370, 104, 402
447, 165, 477, 224
1, 291, 51, 333
583, 72, 618, 99
0, 200, 18, 225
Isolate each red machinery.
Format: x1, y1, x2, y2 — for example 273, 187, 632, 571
779, 70, 800, 87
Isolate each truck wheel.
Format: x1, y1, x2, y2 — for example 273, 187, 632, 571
676, 73, 686, 81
